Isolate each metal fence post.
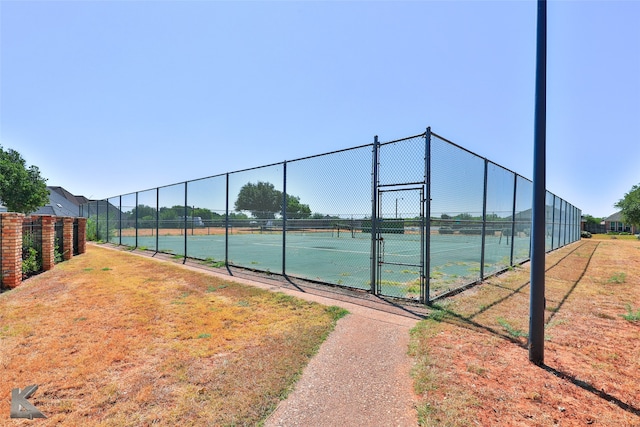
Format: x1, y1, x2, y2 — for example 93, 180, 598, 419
480, 159, 488, 280
119, 195, 122, 246
510, 174, 518, 266
96, 199, 100, 242
155, 188, 159, 253
370, 136, 379, 295
106, 197, 109, 244
282, 161, 287, 277
225, 173, 229, 268
184, 182, 188, 263
551, 194, 556, 250
424, 127, 432, 304
135, 192, 138, 249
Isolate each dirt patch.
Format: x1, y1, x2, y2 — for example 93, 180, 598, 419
410, 239, 640, 426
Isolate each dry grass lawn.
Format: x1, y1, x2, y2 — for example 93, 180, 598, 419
410, 238, 640, 426
0, 245, 346, 426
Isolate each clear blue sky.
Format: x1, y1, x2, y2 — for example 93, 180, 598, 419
1, 0, 638, 218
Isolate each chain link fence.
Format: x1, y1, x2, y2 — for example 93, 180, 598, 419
80, 129, 581, 303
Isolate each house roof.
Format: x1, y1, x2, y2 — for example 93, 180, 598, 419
31, 186, 84, 217
48, 186, 90, 206
604, 211, 624, 222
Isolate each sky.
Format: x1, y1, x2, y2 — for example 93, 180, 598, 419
0, 0, 638, 218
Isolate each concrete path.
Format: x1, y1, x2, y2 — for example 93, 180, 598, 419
263, 308, 419, 427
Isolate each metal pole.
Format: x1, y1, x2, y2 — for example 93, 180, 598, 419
529, 0, 547, 365
424, 127, 432, 304
550, 194, 555, 250
370, 136, 379, 294
96, 199, 100, 242
282, 161, 287, 276
183, 182, 188, 263
510, 175, 518, 265
134, 192, 138, 248
106, 197, 109, 244
155, 188, 159, 253
480, 159, 488, 280
225, 173, 229, 267
119, 195, 122, 246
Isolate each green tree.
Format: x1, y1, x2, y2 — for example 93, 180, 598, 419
615, 183, 640, 228
286, 195, 311, 219
234, 181, 311, 219
0, 146, 49, 213
583, 214, 602, 226
235, 181, 283, 219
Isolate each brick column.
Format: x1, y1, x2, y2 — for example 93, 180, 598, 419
1, 212, 24, 289
76, 217, 87, 254
39, 215, 56, 271
63, 217, 74, 261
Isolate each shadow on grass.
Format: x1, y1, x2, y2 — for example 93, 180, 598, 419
542, 364, 640, 417
426, 240, 640, 418
435, 241, 599, 324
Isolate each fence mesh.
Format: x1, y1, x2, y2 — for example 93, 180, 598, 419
82, 128, 582, 303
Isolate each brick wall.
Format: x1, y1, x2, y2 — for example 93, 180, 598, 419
1, 213, 24, 289
0, 213, 87, 289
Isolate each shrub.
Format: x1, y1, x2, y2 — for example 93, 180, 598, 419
581, 231, 592, 238
22, 247, 41, 277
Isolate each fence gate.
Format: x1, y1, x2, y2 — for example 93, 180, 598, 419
375, 186, 426, 301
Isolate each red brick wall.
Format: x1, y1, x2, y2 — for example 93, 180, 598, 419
76, 217, 87, 254
63, 217, 74, 261
0, 213, 88, 289
38, 215, 56, 271
1, 213, 25, 289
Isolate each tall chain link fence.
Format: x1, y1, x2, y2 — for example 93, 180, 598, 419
81, 129, 581, 303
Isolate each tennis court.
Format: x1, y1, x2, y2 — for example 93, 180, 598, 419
88, 130, 581, 303
114, 227, 534, 300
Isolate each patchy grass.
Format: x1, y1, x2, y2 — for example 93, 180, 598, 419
0, 245, 346, 426
621, 304, 640, 322
411, 239, 640, 426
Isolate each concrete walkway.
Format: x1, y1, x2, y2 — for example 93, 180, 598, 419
264, 307, 419, 427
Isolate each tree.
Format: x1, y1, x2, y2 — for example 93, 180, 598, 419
234, 181, 311, 219
0, 146, 49, 213
234, 181, 282, 219
615, 183, 640, 228
285, 195, 311, 219
583, 214, 602, 226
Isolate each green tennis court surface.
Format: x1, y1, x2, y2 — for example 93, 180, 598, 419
114, 229, 534, 300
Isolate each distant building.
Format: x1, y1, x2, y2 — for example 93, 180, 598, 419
603, 211, 638, 234
30, 186, 90, 217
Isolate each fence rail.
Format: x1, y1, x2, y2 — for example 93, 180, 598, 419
81, 128, 581, 303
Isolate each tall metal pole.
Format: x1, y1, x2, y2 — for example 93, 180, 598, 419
529, 0, 547, 365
